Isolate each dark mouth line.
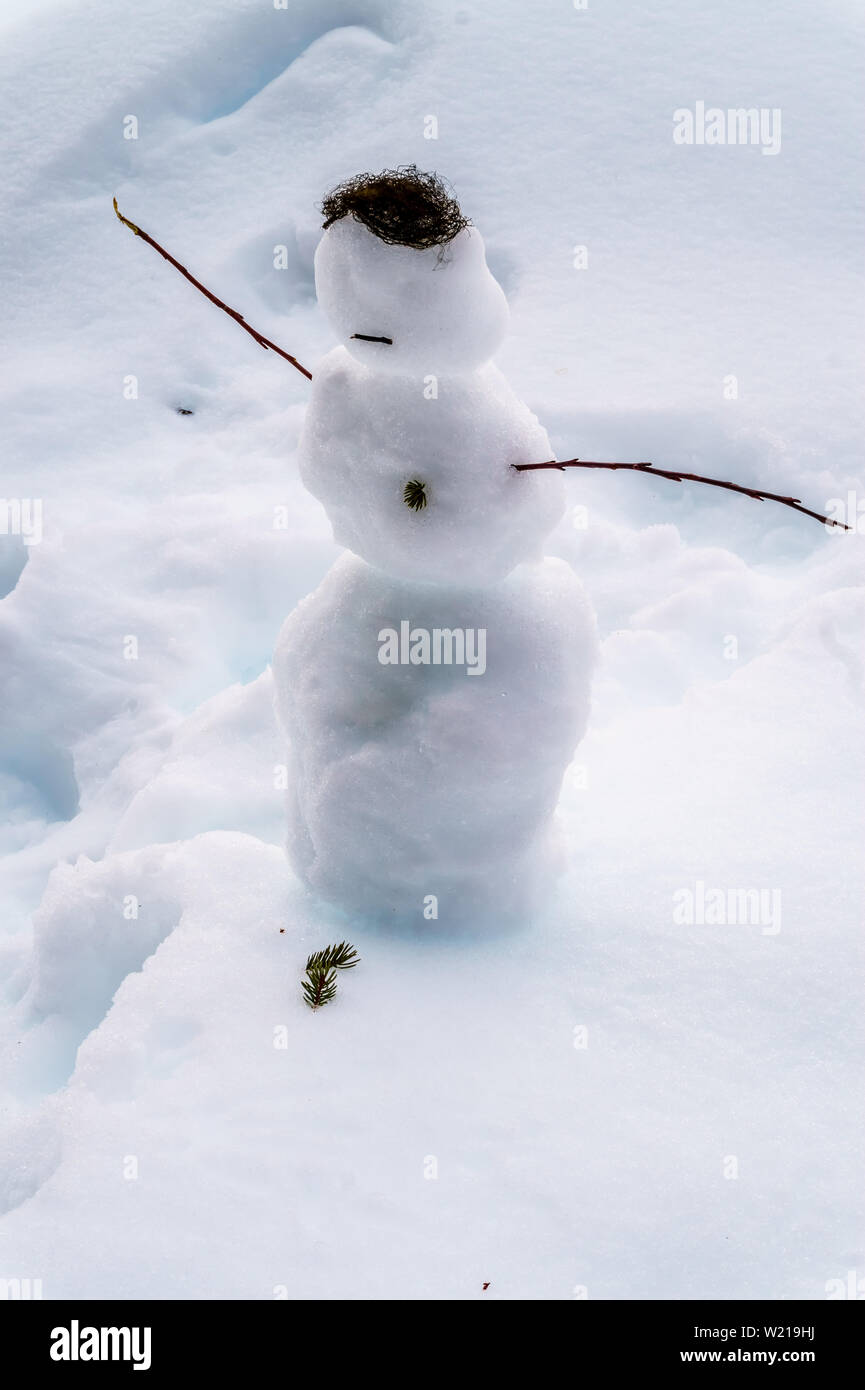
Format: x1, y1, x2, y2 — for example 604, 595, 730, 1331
351, 333, 393, 344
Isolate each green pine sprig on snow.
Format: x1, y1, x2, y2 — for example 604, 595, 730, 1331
302, 941, 360, 1009
403, 478, 428, 511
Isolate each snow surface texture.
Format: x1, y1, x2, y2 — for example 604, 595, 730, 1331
0, 0, 863, 1300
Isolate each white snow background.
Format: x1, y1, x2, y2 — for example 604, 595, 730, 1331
0, 0, 862, 1299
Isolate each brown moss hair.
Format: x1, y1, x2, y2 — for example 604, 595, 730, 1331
320, 165, 469, 250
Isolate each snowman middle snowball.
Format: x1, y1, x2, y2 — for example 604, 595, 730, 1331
274, 168, 596, 924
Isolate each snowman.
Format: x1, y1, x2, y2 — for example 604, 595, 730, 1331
273, 168, 597, 926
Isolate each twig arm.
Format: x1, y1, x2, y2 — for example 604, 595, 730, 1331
512, 458, 849, 530
113, 198, 312, 380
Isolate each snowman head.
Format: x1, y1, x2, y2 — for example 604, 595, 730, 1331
313, 167, 509, 376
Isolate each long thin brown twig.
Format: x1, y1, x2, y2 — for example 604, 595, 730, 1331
512, 459, 849, 530
113, 198, 312, 380
113, 199, 846, 529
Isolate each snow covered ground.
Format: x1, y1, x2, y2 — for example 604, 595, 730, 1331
0, 0, 862, 1299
